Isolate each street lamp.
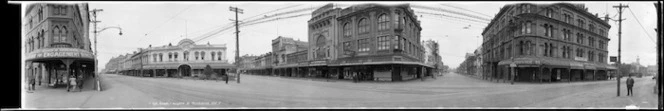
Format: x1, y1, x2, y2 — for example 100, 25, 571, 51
90, 8, 123, 91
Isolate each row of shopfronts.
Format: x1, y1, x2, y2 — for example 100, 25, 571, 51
106, 39, 236, 78
486, 56, 617, 83
242, 56, 436, 82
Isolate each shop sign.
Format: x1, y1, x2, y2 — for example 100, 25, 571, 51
574, 57, 588, 61
28, 51, 94, 59
309, 60, 326, 66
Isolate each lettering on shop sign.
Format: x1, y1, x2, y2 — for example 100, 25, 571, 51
32, 52, 94, 58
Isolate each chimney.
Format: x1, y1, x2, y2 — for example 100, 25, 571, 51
604, 14, 610, 23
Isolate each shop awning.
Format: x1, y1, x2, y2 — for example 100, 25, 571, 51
497, 56, 542, 67
569, 62, 584, 69
25, 48, 95, 62
583, 63, 597, 70
597, 64, 618, 70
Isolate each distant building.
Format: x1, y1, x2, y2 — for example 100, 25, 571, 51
481, 3, 614, 83
272, 36, 308, 66
108, 39, 234, 77
423, 40, 442, 75
646, 65, 657, 76
24, 3, 94, 87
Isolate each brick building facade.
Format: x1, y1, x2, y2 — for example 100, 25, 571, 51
481, 3, 615, 83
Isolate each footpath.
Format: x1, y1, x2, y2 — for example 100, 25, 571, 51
525, 77, 659, 109
23, 74, 157, 109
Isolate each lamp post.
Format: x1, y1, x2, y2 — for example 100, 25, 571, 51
90, 9, 123, 91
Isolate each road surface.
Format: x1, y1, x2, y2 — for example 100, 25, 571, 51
23, 72, 658, 109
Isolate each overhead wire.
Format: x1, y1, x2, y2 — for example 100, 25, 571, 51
439, 4, 493, 18
411, 4, 492, 22
416, 11, 489, 26
192, 5, 323, 42
626, 6, 656, 44
144, 4, 195, 37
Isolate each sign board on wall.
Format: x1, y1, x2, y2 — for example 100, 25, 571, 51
574, 57, 588, 61
25, 48, 94, 61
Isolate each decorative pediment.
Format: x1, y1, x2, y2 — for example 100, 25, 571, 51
178, 39, 195, 50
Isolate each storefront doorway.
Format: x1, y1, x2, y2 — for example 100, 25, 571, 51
178, 65, 192, 77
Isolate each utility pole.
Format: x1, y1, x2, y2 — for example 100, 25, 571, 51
613, 3, 628, 97
229, 6, 243, 83
90, 9, 103, 91
655, 1, 662, 109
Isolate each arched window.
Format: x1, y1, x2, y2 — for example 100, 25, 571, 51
53, 26, 60, 43
394, 11, 400, 27
168, 52, 172, 61
211, 52, 215, 61
61, 26, 67, 43
183, 51, 189, 61
343, 23, 351, 37
519, 41, 524, 55
174, 52, 178, 61
316, 35, 326, 59
549, 43, 554, 57
159, 53, 163, 62
153, 54, 157, 62
201, 51, 205, 60
377, 14, 389, 30
526, 21, 532, 34
195, 51, 199, 60
543, 24, 549, 37
217, 52, 222, 60
41, 30, 46, 48
543, 43, 548, 56
358, 18, 369, 34
60, 6, 66, 15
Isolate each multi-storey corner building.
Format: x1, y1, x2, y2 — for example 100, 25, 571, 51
24, 3, 94, 87
481, 3, 615, 83
108, 39, 234, 78
244, 3, 434, 82
334, 3, 428, 81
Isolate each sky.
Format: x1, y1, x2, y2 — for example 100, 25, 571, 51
67, 1, 658, 70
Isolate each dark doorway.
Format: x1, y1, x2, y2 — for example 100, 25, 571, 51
178, 65, 192, 77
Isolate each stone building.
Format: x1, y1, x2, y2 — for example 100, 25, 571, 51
24, 3, 94, 88
481, 3, 615, 83
110, 39, 234, 78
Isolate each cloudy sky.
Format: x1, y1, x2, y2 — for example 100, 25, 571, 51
69, 1, 658, 70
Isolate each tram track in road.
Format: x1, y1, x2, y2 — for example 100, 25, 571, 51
109, 74, 363, 107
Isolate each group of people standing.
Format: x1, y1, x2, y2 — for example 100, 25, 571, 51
25, 71, 89, 93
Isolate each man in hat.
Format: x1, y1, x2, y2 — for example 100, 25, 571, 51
626, 74, 635, 96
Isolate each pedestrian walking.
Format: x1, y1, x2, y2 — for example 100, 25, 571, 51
626, 75, 635, 96
28, 73, 36, 92
352, 72, 357, 83
77, 75, 84, 92
224, 74, 229, 84
67, 75, 77, 92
